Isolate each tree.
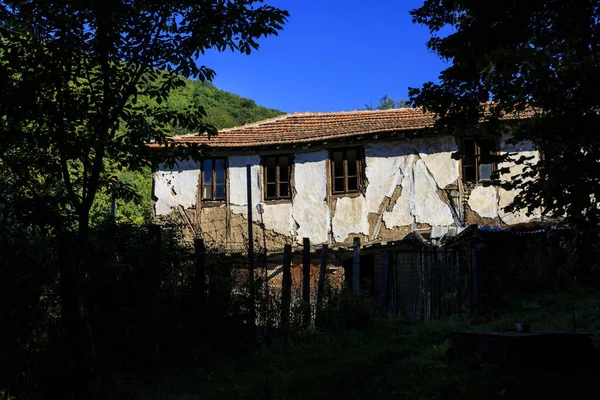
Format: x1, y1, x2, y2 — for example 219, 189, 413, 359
365, 94, 409, 110
409, 1, 600, 243
87, 78, 284, 226
0, 0, 287, 394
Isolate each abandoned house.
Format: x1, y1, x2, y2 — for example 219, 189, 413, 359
152, 107, 540, 247
150, 108, 543, 304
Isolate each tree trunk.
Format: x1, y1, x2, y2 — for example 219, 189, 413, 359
57, 214, 100, 398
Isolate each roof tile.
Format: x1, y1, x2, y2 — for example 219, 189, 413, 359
154, 106, 535, 149
162, 108, 437, 148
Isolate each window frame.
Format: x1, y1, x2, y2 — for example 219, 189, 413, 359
329, 146, 364, 196
262, 154, 294, 201
200, 157, 227, 202
461, 138, 497, 183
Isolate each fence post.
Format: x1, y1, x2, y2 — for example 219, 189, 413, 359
246, 164, 256, 332
352, 237, 361, 294
193, 238, 206, 320
281, 244, 292, 338
378, 251, 389, 314
147, 224, 161, 370
302, 237, 311, 327
315, 243, 328, 327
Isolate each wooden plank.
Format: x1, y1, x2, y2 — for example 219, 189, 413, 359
246, 165, 256, 332
281, 244, 292, 335
302, 237, 311, 327
315, 244, 328, 327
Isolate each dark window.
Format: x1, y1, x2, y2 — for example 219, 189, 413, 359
331, 147, 363, 195
263, 155, 292, 200
201, 157, 226, 201
462, 138, 496, 183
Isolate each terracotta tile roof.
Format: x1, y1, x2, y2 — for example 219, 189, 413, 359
151, 106, 536, 149
159, 108, 438, 149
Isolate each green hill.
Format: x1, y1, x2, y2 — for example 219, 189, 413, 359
90, 79, 285, 226
140, 78, 285, 134
185, 80, 284, 131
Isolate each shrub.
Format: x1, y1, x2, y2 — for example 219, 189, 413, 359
320, 289, 377, 331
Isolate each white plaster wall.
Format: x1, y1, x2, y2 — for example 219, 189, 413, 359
376, 138, 458, 229
154, 136, 541, 244
228, 155, 296, 233
412, 159, 455, 225
364, 142, 413, 214
467, 140, 541, 223
292, 151, 330, 244
228, 155, 261, 209
497, 149, 541, 224
261, 203, 295, 237
415, 137, 460, 188
383, 154, 419, 228
468, 186, 498, 219
331, 196, 369, 242
154, 159, 200, 216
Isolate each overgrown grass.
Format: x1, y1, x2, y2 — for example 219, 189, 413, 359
121, 288, 600, 400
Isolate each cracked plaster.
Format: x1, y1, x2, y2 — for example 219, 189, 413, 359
154, 137, 539, 247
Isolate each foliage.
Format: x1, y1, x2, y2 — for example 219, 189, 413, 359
0, 220, 259, 397
90, 168, 152, 226
320, 289, 377, 331
158, 79, 284, 136
409, 1, 600, 250
0, 1, 288, 396
0, 0, 288, 232
90, 80, 284, 226
365, 94, 409, 110
128, 289, 600, 400
0, 223, 61, 397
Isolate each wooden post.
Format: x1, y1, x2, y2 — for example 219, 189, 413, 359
281, 244, 292, 336
246, 164, 256, 330
315, 243, 328, 327
147, 224, 161, 370
378, 251, 389, 313
352, 237, 361, 294
302, 237, 311, 327
193, 238, 206, 320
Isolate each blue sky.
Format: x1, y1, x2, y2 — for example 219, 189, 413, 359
201, 0, 447, 113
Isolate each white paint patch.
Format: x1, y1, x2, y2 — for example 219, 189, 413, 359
468, 186, 498, 219
498, 151, 539, 181
228, 155, 261, 209
331, 196, 369, 242
383, 153, 455, 228
497, 150, 540, 224
292, 151, 330, 244
154, 159, 200, 216
412, 159, 455, 225
229, 155, 296, 232
383, 154, 418, 228
416, 137, 460, 188
261, 203, 295, 237
364, 142, 412, 214
498, 188, 526, 225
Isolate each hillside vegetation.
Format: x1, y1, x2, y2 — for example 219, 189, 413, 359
91, 79, 285, 225
152, 79, 284, 136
